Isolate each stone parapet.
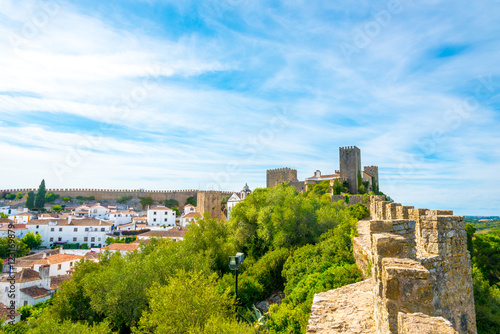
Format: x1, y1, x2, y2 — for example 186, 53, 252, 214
308, 196, 477, 333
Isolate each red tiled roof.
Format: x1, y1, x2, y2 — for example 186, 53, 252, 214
0, 224, 26, 231
182, 212, 201, 219
20, 286, 50, 299
149, 206, 173, 211
0, 269, 40, 283
50, 275, 71, 290
102, 243, 139, 252
34, 254, 83, 265
0, 302, 21, 318
139, 227, 188, 238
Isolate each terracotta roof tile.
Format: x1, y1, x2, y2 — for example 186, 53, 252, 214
0, 303, 21, 318
102, 243, 140, 252
34, 254, 83, 265
0, 269, 40, 283
139, 227, 188, 238
50, 275, 71, 290
20, 286, 50, 299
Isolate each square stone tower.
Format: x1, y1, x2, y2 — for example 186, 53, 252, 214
197, 191, 222, 219
266, 167, 298, 188
339, 146, 361, 194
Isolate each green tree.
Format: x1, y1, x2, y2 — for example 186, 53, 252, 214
14, 192, 24, 200
117, 195, 132, 204
34, 179, 47, 210
135, 270, 244, 333
172, 205, 180, 216
26, 191, 35, 210
4, 193, 15, 200
45, 192, 59, 203
221, 196, 229, 205
52, 205, 62, 212
22, 231, 43, 250
186, 196, 197, 207
140, 195, 153, 209
0, 238, 30, 259
0, 213, 8, 218
164, 199, 179, 208
62, 196, 72, 202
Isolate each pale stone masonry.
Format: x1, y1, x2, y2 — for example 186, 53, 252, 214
307, 196, 476, 334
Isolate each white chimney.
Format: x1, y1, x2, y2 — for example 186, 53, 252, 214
59, 246, 63, 254
315, 170, 321, 177
39, 265, 50, 290
42, 252, 47, 259
68, 216, 72, 225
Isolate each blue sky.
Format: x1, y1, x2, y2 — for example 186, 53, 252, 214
0, 0, 499, 215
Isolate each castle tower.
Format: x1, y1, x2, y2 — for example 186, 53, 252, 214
266, 167, 298, 188
197, 191, 222, 219
339, 146, 361, 194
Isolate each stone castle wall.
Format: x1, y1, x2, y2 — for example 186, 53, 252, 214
339, 146, 361, 194
351, 196, 476, 333
0, 188, 232, 210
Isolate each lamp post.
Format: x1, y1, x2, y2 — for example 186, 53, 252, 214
229, 252, 244, 302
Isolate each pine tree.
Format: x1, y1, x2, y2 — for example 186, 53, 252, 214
26, 191, 35, 210
34, 179, 47, 210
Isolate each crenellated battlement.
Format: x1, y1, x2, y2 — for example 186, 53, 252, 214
309, 196, 476, 334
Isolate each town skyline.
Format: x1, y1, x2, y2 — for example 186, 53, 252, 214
1, 1, 499, 216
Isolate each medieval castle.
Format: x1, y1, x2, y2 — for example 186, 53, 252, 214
266, 146, 379, 194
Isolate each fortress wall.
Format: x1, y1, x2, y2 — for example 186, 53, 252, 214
359, 197, 476, 333
0, 188, 232, 210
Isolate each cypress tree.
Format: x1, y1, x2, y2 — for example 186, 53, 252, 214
26, 191, 35, 210
34, 179, 46, 210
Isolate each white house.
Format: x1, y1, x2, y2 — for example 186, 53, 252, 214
71, 204, 110, 219
227, 183, 252, 219
0, 223, 28, 239
179, 212, 201, 227
0, 267, 51, 308
147, 206, 176, 227
32, 253, 83, 277
115, 222, 147, 231
183, 204, 197, 215
13, 212, 35, 224
27, 217, 113, 249
107, 210, 133, 226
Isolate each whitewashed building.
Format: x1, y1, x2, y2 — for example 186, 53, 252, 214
0, 223, 28, 238
32, 253, 83, 277
227, 184, 252, 219
0, 267, 51, 308
147, 206, 176, 227
27, 217, 113, 249
107, 210, 133, 226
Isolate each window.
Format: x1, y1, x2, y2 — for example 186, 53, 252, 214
153, 218, 156, 222
36, 225, 39, 228
57, 264, 61, 270
91, 237, 95, 242
85, 228, 89, 231
101, 228, 105, 232
98, 238, 101, 241
59, 228, 62, 232
70, 262, 73, 267
50, 237, 54, 242
50, 228, 54, 232
73, 237, 77, 242
24, 301, 28, 306
164, 218, 167, 222
74, 228, 78, 232
84, 237, 88, 242
58, 237, 62, 242
153, 212, 156, 215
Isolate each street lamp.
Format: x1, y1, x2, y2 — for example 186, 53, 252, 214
229, 252, 244, 302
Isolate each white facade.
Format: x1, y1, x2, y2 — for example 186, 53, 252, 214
13, 212, 34, 224
27, 217, 113, 249
227, 184, 252, 219
0, 267, 51, 308
183, 204, 196, 215
32, 254, 82, 277
0, 224, 28, 238
107, 211, 133, 225
88, 205, 110, 219
147, 206, 176, 227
